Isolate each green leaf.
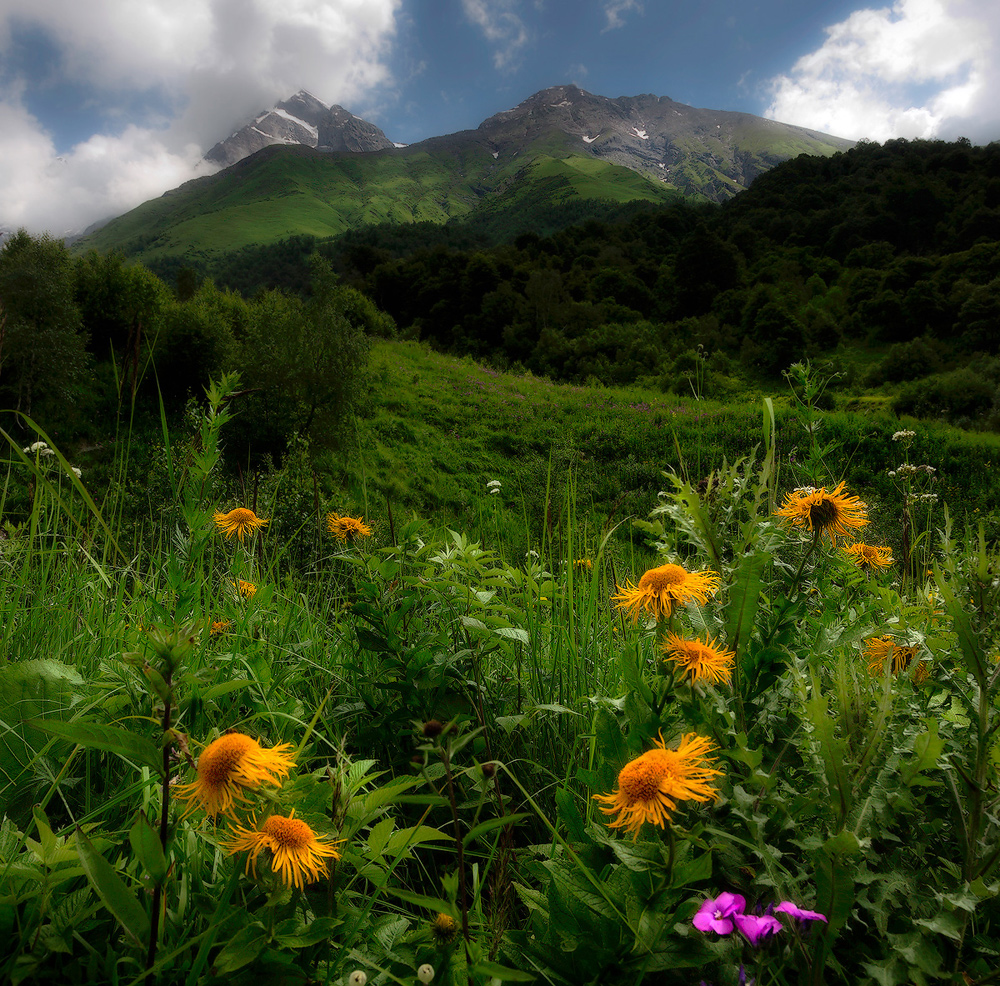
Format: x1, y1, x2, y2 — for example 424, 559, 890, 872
31, 719, 164, 776
129, 811, 168, 885
212, 923, 267, 974
462, 813, 529, 847
495, 626, 529, 644
724, 550, 767, 658
471, 959, 535, 981
555, 787, 588, 844
901, 720, 944, 785
75, 827, 150, 947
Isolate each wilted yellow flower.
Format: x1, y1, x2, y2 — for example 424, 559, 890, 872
612, 563, 720, 622
230, 579, 257, 598
174, 732, 295, 818
223, 811, 341, 890
326, 513, 372, 542
593, 733, 722, 839
214, 507, 268, 542
574, 558, 593, 570
661, 633, 735, 686
843, 542, 893, 572
210, 619, 232, 635
775, 481, 868, 544
431, 912, 460, 945
864, 635, 919, 677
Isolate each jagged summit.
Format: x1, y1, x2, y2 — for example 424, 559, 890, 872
205, 91, 394, 167
474, 85, 853, 197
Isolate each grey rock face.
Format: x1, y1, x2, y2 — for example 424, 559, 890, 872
205, 91, 393, 168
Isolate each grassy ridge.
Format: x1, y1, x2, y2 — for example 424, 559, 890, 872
75, 145, 678, 264
346, 342, 1000, 556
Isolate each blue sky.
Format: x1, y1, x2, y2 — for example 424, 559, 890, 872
0, 0, 996, 234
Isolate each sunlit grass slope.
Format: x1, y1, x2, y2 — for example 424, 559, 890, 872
74, 143, 678, 265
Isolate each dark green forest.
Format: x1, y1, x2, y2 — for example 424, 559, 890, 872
4, 136, 1000, 458
133, 136, 1000, 431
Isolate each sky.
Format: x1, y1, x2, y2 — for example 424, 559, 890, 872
0, 0, 997, 236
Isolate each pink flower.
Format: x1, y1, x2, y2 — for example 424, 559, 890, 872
693, 892, 746, 935
775, 901, 828, 924
734, 912, 782, 946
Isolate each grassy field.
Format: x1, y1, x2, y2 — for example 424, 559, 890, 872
2, 351, 1000, 985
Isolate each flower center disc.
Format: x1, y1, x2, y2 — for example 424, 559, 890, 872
263, 815, 313, 849
640, 564, 687, 590
199, 734, 255, 784
808, 498, 838, 528
618, 751, 668, 800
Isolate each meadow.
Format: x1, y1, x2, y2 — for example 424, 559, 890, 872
2, 352, 1000, 985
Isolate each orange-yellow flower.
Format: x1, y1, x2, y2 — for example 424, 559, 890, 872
230, 579, 257, 598
431, 912, 460, 945
214, 507, 268, 542
843, 542, 893, 572
327, 513, 372, 542
223, 811, 341, 890
612, 563, 720, 622
174, 733, 295, 818
864, 635, 919, 677
775, 482, 868, 544
661, 633, 735, 686
210, 619, 232, 635
592, 733, 722, 839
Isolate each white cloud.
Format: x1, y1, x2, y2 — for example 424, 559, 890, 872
0, 0, 401, 234
765, 0, 999, 142
603, 0, 643, 32
460, 0, 529, 70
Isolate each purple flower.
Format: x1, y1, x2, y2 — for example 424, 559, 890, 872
734, 912, 783, 946
775, 901, 828, 925
692, 892, 746, 935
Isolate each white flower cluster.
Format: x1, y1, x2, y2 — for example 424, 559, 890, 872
888, 464, 936, 478
486, 479, 502, 495
21, 440, 83, 478
892, 430, 916, 441
907, 493, 939, 506
23, 441, 54, 457
794, 486, 817, 495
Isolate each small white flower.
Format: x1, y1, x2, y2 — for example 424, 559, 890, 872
892, 430, 916, 441
70, 466, 82, 479
348, 972, 367, 986
23, 441, 54, 457
888, 471, 897, 478
486, 479, 502, 489
417, 965, 435, 984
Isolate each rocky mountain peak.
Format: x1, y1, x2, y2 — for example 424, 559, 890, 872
205, 92, 394, 168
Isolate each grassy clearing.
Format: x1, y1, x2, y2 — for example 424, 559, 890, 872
3, 360, 1000, 985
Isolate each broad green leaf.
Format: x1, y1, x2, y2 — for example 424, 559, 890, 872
129, 810, 168, 885
75, 827, 150, 947
212, 923, 267, 974
471, 959, 535, 981
724, 550, 767, 658
31, 719, 164, 776
462, 813, 529, 847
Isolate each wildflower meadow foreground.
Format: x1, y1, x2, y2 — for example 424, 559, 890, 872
1, 373, 999, 985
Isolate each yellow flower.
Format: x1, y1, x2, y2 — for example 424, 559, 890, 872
230, 579, 257, 598
326, 513, 372, 542
210, 619, 232, 635
214, 507, 268, 541
864, 635, 919, 676
431, 912, 460, 945
843, 542, 893, 571
661, 633, 735, 686
592, 733, 722, 839
574, 558, 593, 570
223, 811, 341, 890
612, 563, 721, 622
775, 481, 869, 543
174, 733, 295, 818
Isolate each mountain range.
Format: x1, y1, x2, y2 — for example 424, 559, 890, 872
74, 85, 854, 266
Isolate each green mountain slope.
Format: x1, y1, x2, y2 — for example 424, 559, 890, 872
74, 141, 679, 265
